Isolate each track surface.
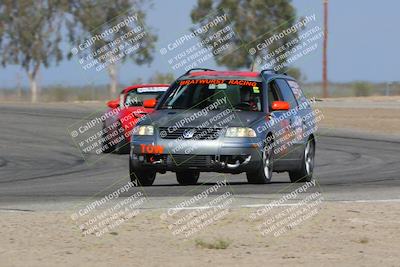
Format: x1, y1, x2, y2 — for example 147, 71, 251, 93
0, 103, 399, 208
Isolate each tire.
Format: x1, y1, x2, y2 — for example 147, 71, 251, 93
102, 124, 115, 153
129, 161, 156, 186
289, 138, 315, 183
246, 140, 273, 184
114, 134, 130, 154
176, 171, 200, 185
113, 121, 130, 154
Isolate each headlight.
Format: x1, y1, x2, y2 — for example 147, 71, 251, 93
133, 125, 154, 136
225, 127, 256, 137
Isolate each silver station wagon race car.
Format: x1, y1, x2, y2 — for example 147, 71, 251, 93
129, 68, 317, 186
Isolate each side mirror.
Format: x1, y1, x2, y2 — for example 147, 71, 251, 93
107, 99, 119, 109
143, 98, 157, 108
271, 101, 290, 111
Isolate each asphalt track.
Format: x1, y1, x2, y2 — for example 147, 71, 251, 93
0, 103, 399, 210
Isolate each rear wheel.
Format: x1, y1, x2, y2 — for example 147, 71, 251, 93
176, 171, 200, 185
246, 141, 273, 184
289, 138, 315, 183
129, 161, 156, 186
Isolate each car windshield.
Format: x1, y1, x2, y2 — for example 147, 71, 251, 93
159, 79, 263, 111
124, 87, 167, 107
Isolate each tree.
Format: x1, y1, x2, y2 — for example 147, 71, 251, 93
0, 0, 65, 102
190, 0, 301, 71
148, 72, 175, 84
352, 81, 372, 97
286, 67, 306, 83
66, 0, 157, 97
131, 72, 175, 85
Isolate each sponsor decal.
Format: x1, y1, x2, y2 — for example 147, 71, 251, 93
140, 144, 164, 154
179, 79, 258, 87
137, 87, 168, 93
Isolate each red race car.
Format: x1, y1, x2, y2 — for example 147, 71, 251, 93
102, 84, 169, 154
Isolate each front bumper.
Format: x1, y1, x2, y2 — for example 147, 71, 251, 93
130, 136, 263, 173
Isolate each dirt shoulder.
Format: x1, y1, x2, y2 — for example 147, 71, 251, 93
1, 202, 399, 267
315, 96, 400, 136
318, 107, 400, 135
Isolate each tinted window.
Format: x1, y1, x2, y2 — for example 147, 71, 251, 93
287, 80, 306, 103
160, 79, 263, 112
125, 90, 165, 107
268, 82, 283, 110
275, 79, 297, 108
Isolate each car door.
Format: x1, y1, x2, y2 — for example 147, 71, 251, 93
266, 80, 293, 160
273, 78, 303, 159
287, 79, 315, 144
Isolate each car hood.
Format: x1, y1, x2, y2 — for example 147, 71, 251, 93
140, 109, 265, 128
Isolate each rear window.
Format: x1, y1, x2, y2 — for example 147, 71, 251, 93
159, 79, 263, 112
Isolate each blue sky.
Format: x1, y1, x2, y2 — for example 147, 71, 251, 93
0, 0, 399, 87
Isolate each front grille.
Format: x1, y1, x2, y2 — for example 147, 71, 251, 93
170, 154, 210, 167
159, 127, 222, 140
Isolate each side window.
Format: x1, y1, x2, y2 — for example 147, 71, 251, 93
268, 82, 283, 110
275, 79, 297, 109
287, 80, 306, 103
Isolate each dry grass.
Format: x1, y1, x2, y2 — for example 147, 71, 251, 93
1, 203, 400, 266
318, 107, 400, 135
195, 238, 231, 249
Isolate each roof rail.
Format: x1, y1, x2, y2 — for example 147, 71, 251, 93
184, 68, 215, 75
260, 69, 277, 75
260, 69, 287, 76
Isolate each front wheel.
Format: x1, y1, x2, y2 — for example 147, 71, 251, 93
113, 121, 130, 154
246, 141, 273, 184
289, 138, 315, 183
176, 171, 200, 185
129, 161, 156, 186
102, 124, 115, 153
